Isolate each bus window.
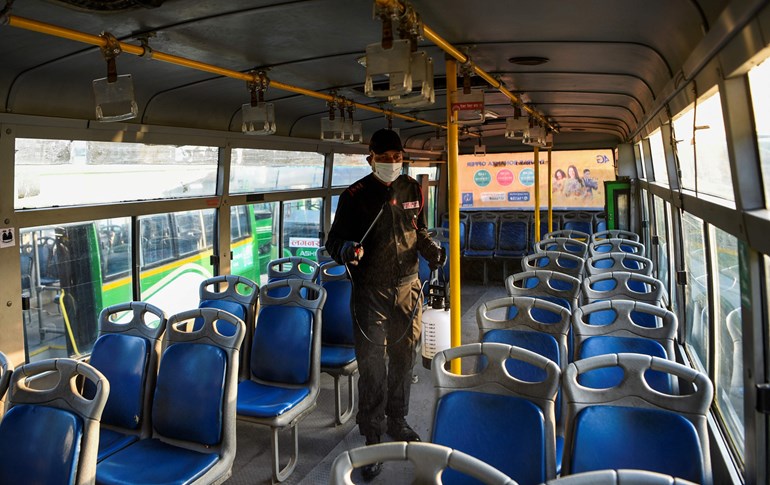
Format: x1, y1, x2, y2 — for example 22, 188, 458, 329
175, 210, 205, 255
283, 198, 322, 261
140, 215, 174, 266
682, 212, 709, 371
672, 105, 695, 190
14, 139, 217, 209
649, 130, 669, 186
333, 153, 371, 187
20, 223, 106, 362
230, 203, 277, 285
653, 196, 670, 293
713, 227, 744, 459
138, 209, 216, 316
694, 91, 732, 200
747, 59, 770, 207
230, 148, 325, 192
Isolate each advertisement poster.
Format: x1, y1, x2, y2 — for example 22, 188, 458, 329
457, 149, 615, 210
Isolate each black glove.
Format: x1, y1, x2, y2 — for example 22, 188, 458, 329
429, 245, 447, 271
341, 241, 364, 266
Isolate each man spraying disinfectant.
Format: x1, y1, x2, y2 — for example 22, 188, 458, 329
325, 128, 445, 481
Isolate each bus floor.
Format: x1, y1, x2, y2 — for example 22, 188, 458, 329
227, 282, 507, 484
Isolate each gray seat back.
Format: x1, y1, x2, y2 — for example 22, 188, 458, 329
562, 354, 713, 484
572, 300, 677, 360
534, 237, 589, 258
506, 270, 581, 311
432, 343, 560, 482
582, 272, 668, 306
585, 252, 654, 276
476, 296, 570, 364
589, 238, 645, 258
591, 229, 641, 243
543, 229, 590, 241
2, 358, 109, 485
330, 441, 517, 485
521, 250, 585, 279
543, 469, 697, 485
199, 275, 258, 380
157, 308, 245, 482
267, 256, 320, 281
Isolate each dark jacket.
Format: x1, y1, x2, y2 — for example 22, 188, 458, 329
326, 173, 441, 287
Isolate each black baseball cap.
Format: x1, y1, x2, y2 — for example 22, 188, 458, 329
369, 129, 403, 154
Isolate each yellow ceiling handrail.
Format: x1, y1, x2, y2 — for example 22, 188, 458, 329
7, 15, 446, 131
374, 0, 556, 132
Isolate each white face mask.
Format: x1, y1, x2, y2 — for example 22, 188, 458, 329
373, 162, 402, 183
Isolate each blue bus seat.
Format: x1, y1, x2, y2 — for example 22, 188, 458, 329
266, 256, 320, 297
464, 212, 499, 285
478, 295, 571, 469
534, 237, 589, 259
543, 229, 590, 242
89, 302, 166, 462
319, 262, 358, 425
0, 358, 109, 485
199, 275, 258, 380
237, 278, 326, 482
432, 343, 560, 485
586, 252, 654, 277
330, 441, 517, 485
315, 245, 334, 265
582, 272, 668, 308
593, 213, 608, 234
521, 251, 585, 279
96, 308, 244, 485
561, 211, 594, 236
573, 300, 677, 358
441, 212, 468, 251
495, 212, 530, 278
562, 354, 713, 485
589, 238, 645, 258
506, 270, 581, 313
591, 229, 640, 244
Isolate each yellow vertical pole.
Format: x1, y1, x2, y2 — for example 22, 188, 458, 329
548, 147, 553, 232
533, 146, 541, 242
446, 57, 462, 375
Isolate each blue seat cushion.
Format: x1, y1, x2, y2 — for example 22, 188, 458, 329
321, 280, 354, 345
252, 306, 313, 385
237, 380, 311, 418
432, 391, 547, 485
96, 438, 219, 485
89, 334, 150, 430
197, 300, 246, 336
0, 405, 83, 485
578, 336, 671, 392
570, 406, 704, 484
98, 428, 139, 462
153, 343, 226, 446
321, 345, 356, 368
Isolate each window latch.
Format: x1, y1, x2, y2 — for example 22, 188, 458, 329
757, 383, 770, 414
652, 235, 660, 246
210, 254, 219, 266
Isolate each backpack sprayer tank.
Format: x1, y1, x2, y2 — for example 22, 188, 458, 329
421, 273, 450, 369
